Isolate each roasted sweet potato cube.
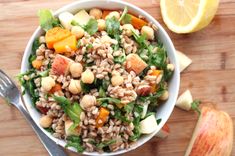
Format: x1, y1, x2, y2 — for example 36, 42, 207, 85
125, 54, 147, 75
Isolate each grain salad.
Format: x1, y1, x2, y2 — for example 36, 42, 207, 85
18, 7, 174, 153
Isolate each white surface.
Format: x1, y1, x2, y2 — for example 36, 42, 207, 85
21, 0, 180, 155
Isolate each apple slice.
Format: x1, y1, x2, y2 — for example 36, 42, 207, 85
64, 120, 80, 136
140, 114, 158, 134
51, 54, 74, 76
185, 106, 233, 156
176, 90, 193, 111
58, 12, 74, 30
74, 10, 91, 26
155, 123, 170, 138
176, 50, 192, 72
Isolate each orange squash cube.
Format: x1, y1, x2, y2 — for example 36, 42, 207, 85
53, 35, 77, 54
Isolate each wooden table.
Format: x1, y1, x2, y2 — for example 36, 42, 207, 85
0, 0, 234, 155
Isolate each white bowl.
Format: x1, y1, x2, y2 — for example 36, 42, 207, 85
21, 0, 180, 155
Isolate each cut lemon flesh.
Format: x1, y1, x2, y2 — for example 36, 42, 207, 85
160, 0, 219, 33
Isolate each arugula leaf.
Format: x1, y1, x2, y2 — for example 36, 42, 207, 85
32, 38, 40, 53
132, 30, 148, 48
97, 97, 121, 104
84, 18, 98, 35
156, 118, 162, 125
106, 17, 120, 37
113, 109, 131, 123
123, 102, 134, 114
53, 96, 82, 123
149, 47, 167, 68
119, 6, 128, 22
80, 81, 92, 93
99, 87, 106, 98
129, 105, 143, 141
96, 140, 116, 149
37, 9, 61, 31
114, 53, 126, 64
38, 69, 49, 77
44, 127, 54, 134
65, 135, 85, 153
191, 100, 201, 115
29, 38, 40, 65
122, 14, 132, 24
17, 69, 40, 106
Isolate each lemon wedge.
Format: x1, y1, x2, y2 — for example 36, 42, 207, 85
160, 0, 219, 33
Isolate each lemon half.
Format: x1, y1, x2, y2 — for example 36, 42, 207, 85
160, 0, 219, 33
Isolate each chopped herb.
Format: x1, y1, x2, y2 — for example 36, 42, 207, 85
122, 14, 132, 24
119, 6, 128, 22
37, 9, 61, 31
80, 81, 92, 93
86, 43, 93, 49
114, 53, 126, 64
149, 46, 167, 68
156, 118, 162, 125
38, 69, 49, 77
113, 109, 131, 123
97, 97, 121, 104
106, 17, 120, 37
99, 87, 106, 98
53, 96, 82, 123
32, 38, 40, 53
65, 135, 85, 153
44, 127, 54, 134
191, 100, 201, 115
84, 18, 98, 35
123, 102, 134, 114
77, 40, 82, 48
96, 140, 116, 149
129, 105, 143, 141
100, 102, 108, 107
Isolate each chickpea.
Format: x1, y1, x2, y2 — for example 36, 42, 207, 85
141, 26, 154, 40
97, 19, 106, 31
167, 64, 175, 71
105, 11, 120, 20
39, 115, 53, 128
71, 26, 84, 39
81, 69, 95, 84
89, 8, 102, 19
111, 75, 124, 86
41, 76, 55, 92
122, 24, 134, 37
80, 95, 96, 110
70, 62, 83, 78
159, 90, 169, 100
68, 79, 81, 94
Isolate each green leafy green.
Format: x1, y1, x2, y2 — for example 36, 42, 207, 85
99, 87, 106, 98
37, 9, 61, 31
17, 69, 39, 106
53, 96, 82, 123
97, 97, 121, 104
156, 118, 162, 125
113, 109, 131, 123
106, 16, 120, 37
71, 19, 98, 35
65, 135, 85, 153
29, 38, 40, 65
96, 140, 116, 149
84, 18, 98, 35
122, 14, 132, 24
123, 102, 134, 114
38, 69, 49, 77
149, 47, 167, 68
80, 81, 92, 93
119, 6, 128, 22
44, 127, 54, 134
191, 100, 201, 115
129, 105, 144, 141
114, 53, 126, 64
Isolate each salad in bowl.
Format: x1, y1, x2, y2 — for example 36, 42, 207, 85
18, 0, 179, 155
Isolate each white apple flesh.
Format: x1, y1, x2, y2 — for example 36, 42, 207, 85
140, 114, 158, 134
176, 90, 193, 111
176, 50, 192, 72
185, 106, 233, 156
58, 12, 74, 30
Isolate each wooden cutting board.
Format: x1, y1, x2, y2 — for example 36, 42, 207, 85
0, 0, 234, 155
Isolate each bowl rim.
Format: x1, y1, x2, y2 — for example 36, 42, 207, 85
21, 0, 180, 155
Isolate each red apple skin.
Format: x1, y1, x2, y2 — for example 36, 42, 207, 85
188, 106, 233, 156
156, 123, 170, 138
51, 54, 73, 76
